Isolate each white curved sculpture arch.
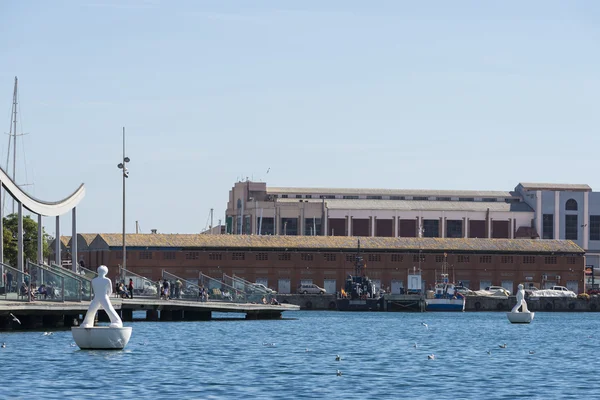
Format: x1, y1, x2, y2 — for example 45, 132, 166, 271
0, 166, 85, 216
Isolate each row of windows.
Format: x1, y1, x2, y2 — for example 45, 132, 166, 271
541, 213, 600, 241
116, 251, 576, 265
274, 194, 506, 202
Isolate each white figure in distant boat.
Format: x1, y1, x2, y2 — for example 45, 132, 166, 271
511, 284, 529, 313
81, 266, 123, 328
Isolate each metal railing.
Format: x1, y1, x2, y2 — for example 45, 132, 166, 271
26, 262, 68, 302
222, 273, 273, 299
161, 270, 203, 301
0, 263, 30, 302
198, 272, 248, 303
118, 266, 160, 298
48, 263, 93, 301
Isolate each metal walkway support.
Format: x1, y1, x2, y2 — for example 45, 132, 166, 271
161, 270, 202, 301
118, 266, 160, 298
198, 272, 248, 303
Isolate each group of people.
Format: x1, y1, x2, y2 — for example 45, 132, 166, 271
115, 279, 134, 299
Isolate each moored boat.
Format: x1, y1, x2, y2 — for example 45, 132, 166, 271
425, 254, 465, 312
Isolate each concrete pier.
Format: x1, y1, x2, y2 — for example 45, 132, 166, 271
0, 298, 299, 331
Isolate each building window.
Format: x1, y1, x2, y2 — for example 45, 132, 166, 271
590, 216, 600, 241
296, 195, 302, 199
281, 194, 288, 198
458, 198, 475, 202
139, 251, 152, 260
231, 252, 245, 261
301, 253, 313, 261
324, 253, 337, 262
281, 218, 298, 236
523, 256, 535, 264
500, 256, 513, 264
208, 253, 222, 261
413, 254, 426, 262
479, 255, 492, 263
545, 256, 557, 265
482, 198, 498, 202
366, 195, 382, 200
437, 197, 451, 201
163, 252, 175, 260
567, 257, 577, 265
186, 252, 200, 260
278, 253, 291, 261
423, 220, 439, 238
390, 196, 405, 200
542, 214, 554, 239
446, 220, 463, 238
457, 255, 470, 263
368, 254, 381, 262
435, 255, 444, 263
304, 218, 322, 236
413, 196, 428, 201
256, 253, 268, 261
566, 199, 578, 211
565, 215, 578, 240
346, 254, 354, 262
320, 195, 335, 199
343, 195, 359, 199
391, 254, 403, 262
305, 195, 312, 199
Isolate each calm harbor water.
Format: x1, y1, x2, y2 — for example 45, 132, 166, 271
1, 311, 599, 399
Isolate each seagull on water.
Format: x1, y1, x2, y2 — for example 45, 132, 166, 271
263, 342, 275, 347
499, 344, 507, 349
421, 322, 428, 329
9, 313, 21, 325
529, 350, 535, 355
43, 332, 53, 336
336, 370, 343, 376
1, 343, 5, 348
486, 350, 491, 355
335, 355, 341, 361
413, 343, 418, 348
428, 354, 435, 360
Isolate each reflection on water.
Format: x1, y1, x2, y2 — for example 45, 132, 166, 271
2, 311, 600, 399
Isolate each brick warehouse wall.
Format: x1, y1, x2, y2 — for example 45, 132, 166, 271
76, 248, 586, 295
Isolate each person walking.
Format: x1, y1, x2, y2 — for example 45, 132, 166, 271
128, 278, 134, 299
6, 270, 13, 293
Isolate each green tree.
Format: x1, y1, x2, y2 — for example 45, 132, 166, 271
2, 213, 50, 267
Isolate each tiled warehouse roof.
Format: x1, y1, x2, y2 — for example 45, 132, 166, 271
65, 234, 584, 254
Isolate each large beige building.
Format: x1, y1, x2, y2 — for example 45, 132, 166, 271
226, 181, 534, 240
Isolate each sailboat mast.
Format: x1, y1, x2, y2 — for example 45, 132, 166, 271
4, 77, 18, 214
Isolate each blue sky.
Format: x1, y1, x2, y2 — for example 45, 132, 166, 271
1, 0, 599, 236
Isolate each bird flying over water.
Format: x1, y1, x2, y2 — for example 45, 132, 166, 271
428, 354, 435, 360
9, 313, 21, 325
421, 322, 428, 329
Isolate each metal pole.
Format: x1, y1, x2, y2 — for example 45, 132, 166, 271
72, 207, 77, 272
37, 214, 43, 265
122, 127, 126, 273
11, 77, 17, 215
0, 181, 3, 264
17, 202, 23, 273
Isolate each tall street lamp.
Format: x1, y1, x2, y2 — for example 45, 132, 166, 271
117, 127, 130, 276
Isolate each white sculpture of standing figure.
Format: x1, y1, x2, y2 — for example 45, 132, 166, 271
511, 284, 529, 313
81, 265, 122, 328
506, 283, 534, 324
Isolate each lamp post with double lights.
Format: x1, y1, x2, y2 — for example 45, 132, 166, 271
117, 127, 130, 276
